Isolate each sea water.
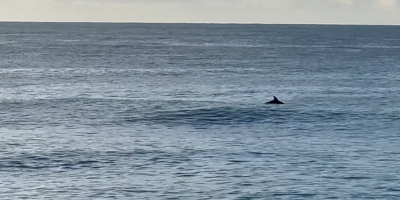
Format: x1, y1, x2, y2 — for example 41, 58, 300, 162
1, 22, 400, 199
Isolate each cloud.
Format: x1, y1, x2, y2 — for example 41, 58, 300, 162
372, 0, 399, 11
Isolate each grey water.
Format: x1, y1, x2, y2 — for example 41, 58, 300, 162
1, 22, 400, 199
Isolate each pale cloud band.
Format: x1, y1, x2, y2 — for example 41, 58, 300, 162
0, 0, 399, 24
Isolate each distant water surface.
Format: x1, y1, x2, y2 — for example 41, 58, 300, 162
1, 22, 400, 199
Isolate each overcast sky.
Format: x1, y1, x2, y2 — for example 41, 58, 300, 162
0, 0, 399, 24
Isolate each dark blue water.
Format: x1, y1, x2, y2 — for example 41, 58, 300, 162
1, 22, 400, 199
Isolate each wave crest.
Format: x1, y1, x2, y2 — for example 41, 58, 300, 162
127, 106, 361, 127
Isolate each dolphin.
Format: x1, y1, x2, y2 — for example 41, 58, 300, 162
265, 96, 284, 104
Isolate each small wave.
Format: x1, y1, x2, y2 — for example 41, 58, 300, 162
272, 193, 317, 197
128, 106, 273, 126
126, 106, 364, 127
0, 151, 105, 171
0, 148, 197, 172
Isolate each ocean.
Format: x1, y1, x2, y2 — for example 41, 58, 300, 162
1, 22, 400, 199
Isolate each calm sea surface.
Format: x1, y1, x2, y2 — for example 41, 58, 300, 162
1, 22, 400, 199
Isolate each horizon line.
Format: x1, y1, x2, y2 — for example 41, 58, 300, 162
0, 20, 399, 26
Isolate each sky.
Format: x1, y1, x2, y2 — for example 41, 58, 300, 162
0, 0, 400, 25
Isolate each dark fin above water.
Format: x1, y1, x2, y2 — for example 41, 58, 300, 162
265, 96, 284, 104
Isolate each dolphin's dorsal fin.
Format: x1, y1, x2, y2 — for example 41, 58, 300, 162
266, 95, 284, 104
